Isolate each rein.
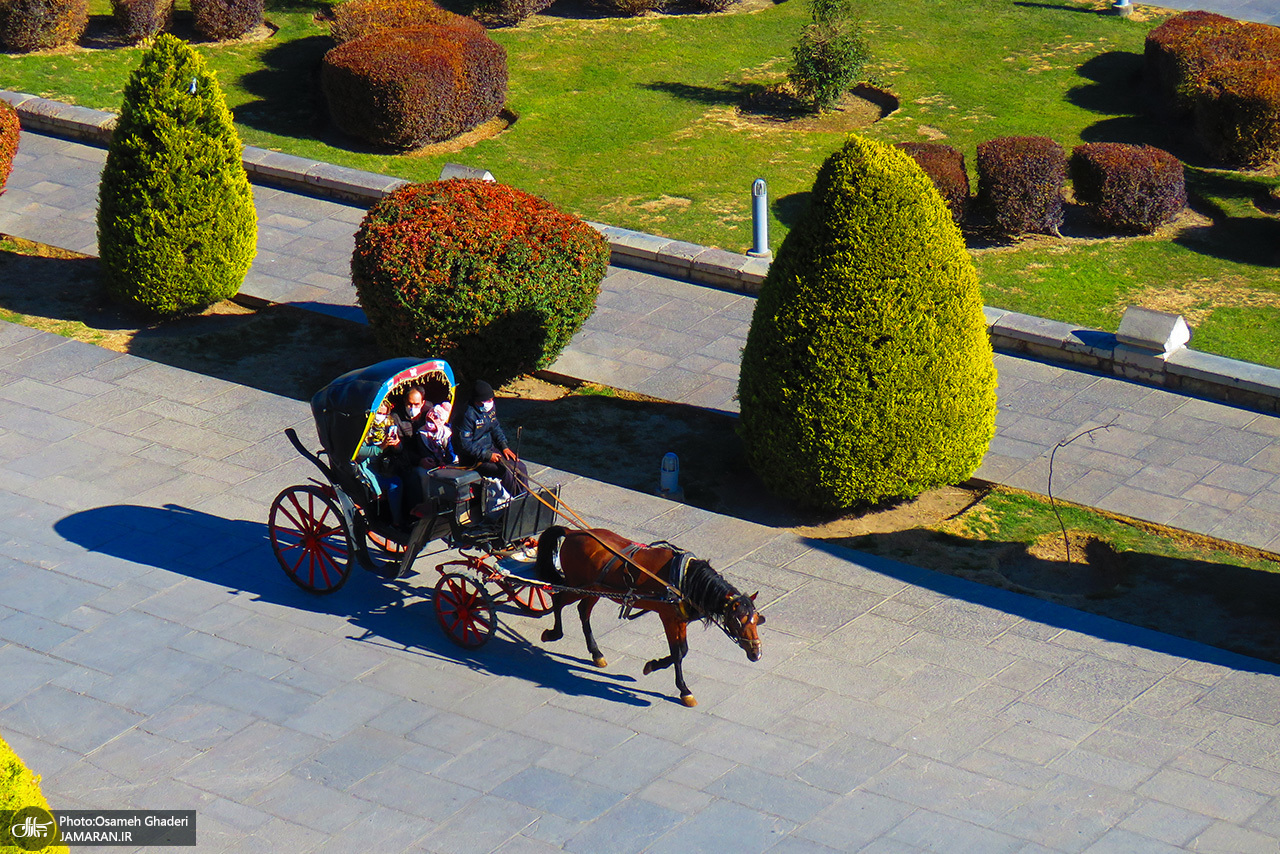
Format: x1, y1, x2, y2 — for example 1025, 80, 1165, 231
516, 466, 686, 603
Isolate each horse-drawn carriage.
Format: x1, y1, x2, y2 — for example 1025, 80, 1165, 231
267, 358, 764, 705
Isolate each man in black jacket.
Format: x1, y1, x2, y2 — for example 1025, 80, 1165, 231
457, 380, 527, 496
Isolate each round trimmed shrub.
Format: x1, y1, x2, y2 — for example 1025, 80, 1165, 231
97, 34, 257, 316
1144, 10, 1235, 116
1195, 60, 1280, 168
352, 180, 609, 386
2, 732, 69, 854
1070, 143, 1185, 234
976, 135, 1065, 237
590, 0, 662, 16
330, 0, 452, 44
895, 141, 968, 225
0, 99, 18, 195
191, 0, 262, 41
0, 0, 87, 52
322, 23, 507, 150
112, 0, 173, 43
472, 0, 555, 27
737, 135, 996, 510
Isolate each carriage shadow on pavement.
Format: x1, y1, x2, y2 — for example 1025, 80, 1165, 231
54, 503, 674, 707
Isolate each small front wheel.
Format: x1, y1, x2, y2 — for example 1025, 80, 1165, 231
434, 572, 496, 649
269, 485, 353, 594
509, 579, 555, 615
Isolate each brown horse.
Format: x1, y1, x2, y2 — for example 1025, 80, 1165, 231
535, 525, 765, 707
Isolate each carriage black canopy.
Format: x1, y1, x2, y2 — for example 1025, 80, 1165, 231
310, 357, 456, 466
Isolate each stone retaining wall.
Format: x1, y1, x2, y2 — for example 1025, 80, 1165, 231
6, 89, 1280, 412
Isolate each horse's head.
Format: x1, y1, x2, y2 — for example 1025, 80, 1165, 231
721, 591, 765, 662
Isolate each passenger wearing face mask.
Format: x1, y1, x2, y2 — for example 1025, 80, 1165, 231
457, 380, 527, 496
356, 397, 405, 527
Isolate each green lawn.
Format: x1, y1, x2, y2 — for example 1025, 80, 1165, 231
3, 0, 1279, 361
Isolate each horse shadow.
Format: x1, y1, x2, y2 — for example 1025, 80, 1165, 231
53, 503, 673, 706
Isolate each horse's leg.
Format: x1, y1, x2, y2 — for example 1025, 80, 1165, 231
643, 614, 694, 706
578, 597, 607, 667
541, 593, 572, 643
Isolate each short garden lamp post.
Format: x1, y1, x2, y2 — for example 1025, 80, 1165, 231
748, 178, 772, 259
1112, 0, 1132, 16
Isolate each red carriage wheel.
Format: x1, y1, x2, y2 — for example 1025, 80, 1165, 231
268, 485, 353, 594
509, 579, 555, 615
434, 572, 496, 649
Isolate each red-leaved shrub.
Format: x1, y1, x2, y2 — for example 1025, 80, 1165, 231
1195, 60, 1280, 168
895, 141, 968, 224
1143, 10, 1235, 116
976, 136, 1065, 236
191, 0, 262, 41
0, 0, 88, 52
322, 22, 507, 149
330, 0, 452, 43
352, 180, 609, 385
0, 99, 19, 194
1069, 143, 1185, 234
590, 0, 662, 15
111, 0, 172, 43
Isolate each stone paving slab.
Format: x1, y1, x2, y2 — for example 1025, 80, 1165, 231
2, 322, 1280, 853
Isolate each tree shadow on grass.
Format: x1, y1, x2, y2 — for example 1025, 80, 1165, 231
54, 503, 672, 706
773, 190, 811, 229
1012, 1, 1111, 13
639, 80, 764, 108
235, 34, 333, 140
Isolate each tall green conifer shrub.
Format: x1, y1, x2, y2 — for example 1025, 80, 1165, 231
97, 34, 256, 316
738, 135, 996, 509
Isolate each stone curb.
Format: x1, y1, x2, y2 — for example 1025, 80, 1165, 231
6, 89, 1280, 413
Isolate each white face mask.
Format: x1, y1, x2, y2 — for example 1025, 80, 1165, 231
481, 400, 494, 413
407, 404, 423, 418
374, 411, 388, 424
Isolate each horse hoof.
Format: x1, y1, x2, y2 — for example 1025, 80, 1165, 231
593, 656, 608, 668
682, 694, 698, 707
541, 629, 558, 642
642, 662, 655, 676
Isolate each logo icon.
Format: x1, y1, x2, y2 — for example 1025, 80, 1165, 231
4, 807, 59, 851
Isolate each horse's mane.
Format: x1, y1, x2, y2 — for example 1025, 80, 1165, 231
679, 558, 742, 621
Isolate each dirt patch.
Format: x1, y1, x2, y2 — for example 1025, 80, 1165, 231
1112, 277, 1280, 326
738, 83, 899, 133
405, 109, 519, 157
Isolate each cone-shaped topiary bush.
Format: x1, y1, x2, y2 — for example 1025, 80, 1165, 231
352, 180, 608, 386
738, 135, 996, 509
0, 99, 18, 195
1, 732, 69, 853
97, 34, 257, 316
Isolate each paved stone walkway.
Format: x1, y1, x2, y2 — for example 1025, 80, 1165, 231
4, 321, 1280, 854
5, 131, 1280, 555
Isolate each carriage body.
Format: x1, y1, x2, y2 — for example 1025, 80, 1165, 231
268, 358, 561, 611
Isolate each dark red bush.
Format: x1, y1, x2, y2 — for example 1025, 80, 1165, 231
353, 180, 609, 385
895, 141, 968, 225
191, 0, 262, 41
589, 0, 662, 15
1195, 60, 1280, 168
471, 0, 555, 27
1143, 10, 1234, 115
1069, 143, 1185, 234
0, 0, 88, 52
0, 99, 19, 194
975, 136, 1065, 236
322, 22, 507, 149
330, 0, 451, 44
111, 0, 172, 43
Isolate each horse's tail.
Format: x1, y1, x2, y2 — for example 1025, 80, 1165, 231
536, 525, 568, 584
